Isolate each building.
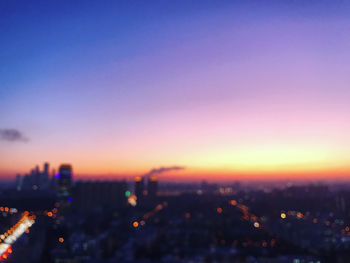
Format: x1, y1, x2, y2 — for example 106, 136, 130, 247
134, 176, 145, 200
57, 164, 73, 213
15, 174, 22, 191
18, 162, 51, 191
147, 176, 158, 200
73, 180, 127, 210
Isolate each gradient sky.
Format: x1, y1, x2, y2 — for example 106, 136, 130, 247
1, 0, 350, 180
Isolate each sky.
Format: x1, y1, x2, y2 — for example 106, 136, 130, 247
1, 0, 350, 181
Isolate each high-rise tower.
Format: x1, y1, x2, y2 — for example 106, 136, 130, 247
147, 176, 158, 200
134, 176, 145, 200
57, 164, 73, 213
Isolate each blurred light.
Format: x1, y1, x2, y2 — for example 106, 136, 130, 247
135, 177, 142, 182
230, 200, 237, 206
128, 197, 137, 207
125, 190, 131, 197
132, 221, 139, 228
254, 222, 260, 228
270, 239, 276, 246
59, 237, 64, 243
217, 207, 223, 214
0, 215, 35, 256
280, 212, 286, 219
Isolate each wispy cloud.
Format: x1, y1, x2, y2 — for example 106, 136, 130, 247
0, 129, 29, 142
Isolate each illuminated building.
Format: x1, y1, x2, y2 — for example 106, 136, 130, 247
134, 176, 145, 200
57, 164, 73, 213
147, 176, 158, 200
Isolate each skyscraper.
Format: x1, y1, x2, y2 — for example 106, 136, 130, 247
43, 162, 49, 177
134, 176, 145, 201
147, 176, 158, 200
57, 164, 73, 214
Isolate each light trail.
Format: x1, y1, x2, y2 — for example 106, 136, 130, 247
0, 211, 35, 261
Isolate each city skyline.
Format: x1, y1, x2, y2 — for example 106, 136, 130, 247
1, 0, 350, 180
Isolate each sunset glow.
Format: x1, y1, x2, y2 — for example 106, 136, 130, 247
1, 1, 350, 181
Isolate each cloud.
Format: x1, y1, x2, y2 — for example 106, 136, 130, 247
0, 129, 29, 142
144, 166, 185, 177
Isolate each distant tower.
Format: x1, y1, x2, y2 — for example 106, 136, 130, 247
51, 169, 57, 192
35, 165, 40, 175
134, 176, 145, 200
58, 164, 73, 213
43, 162, 49, 176
15, 174, 22, 191
147, 176, 158, 200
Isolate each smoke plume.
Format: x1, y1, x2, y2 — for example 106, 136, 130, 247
144, 166, 185, 178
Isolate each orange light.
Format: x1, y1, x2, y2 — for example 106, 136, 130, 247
47, 212, 53, 217
25, 229, 30, 234
230, 200, 237, 206
346, 226, 350, 231
217, 207, 223, 214
59, 237, 64, 243
313, 218, 318, 223
270, 239, 276, 246
130, 195, 137, 201
132, 221, 139, 228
